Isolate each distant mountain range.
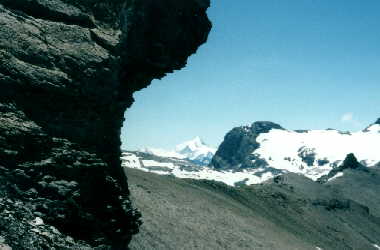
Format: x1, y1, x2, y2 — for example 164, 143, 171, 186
122, 118, 380, 187
141, 136, 216, 165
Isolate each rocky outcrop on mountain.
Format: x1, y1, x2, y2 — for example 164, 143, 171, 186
318, 153, 368, 184
0, 0, 211, 248
210, 121, 284, 170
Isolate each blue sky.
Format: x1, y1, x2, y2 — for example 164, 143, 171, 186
122, 0, 380, 150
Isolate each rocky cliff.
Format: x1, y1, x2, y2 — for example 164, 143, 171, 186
0, 0, 211, 248
210, 121, 284, 170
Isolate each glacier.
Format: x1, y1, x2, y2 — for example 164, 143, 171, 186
254, 124, 380, 180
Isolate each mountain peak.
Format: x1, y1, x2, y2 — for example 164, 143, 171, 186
250, 121, 284, 134
174, 137, 215, 164
194, 136, 202, 141
341, 153, 361, 170
141, 137, 216, 165
175, 136, 206, 152
375, 118, 380, 125
191, 136, 204, 145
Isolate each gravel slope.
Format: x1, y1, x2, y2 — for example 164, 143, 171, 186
126, 167, 380, 250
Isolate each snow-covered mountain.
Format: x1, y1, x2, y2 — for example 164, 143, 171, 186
142, 136, 216, 165
211, 119, 380, 181
122, 119, 380, 187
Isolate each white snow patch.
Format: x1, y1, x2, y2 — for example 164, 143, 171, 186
170, 167, 274, 186
121, 152, 141, 168
373, 244, 380, 250
122, 153, 275, 186
327, 172, 344, 182
254, 128, 380, 180
141, 160, 175, 168
366, 124, 380, 133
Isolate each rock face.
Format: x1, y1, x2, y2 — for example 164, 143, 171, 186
0, 0, 211, 248
210, 121, 284, 170
317, 153, 368, 184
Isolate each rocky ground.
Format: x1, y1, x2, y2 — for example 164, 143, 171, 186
0, 0, 211, 248
126, 165, 380, 250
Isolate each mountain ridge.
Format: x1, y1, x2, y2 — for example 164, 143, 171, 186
142, 136, 216, 165
210, 119, 380, 180
123, 118, 380, 187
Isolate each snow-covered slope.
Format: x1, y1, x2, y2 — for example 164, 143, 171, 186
122, 151, 274, 186
254, 124, 380, 180
143, 137, 216, 165
211, 119, 380, 181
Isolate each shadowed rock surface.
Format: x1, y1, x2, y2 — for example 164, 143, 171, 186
0, 0, 211, 248
211, 121, 284, 170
